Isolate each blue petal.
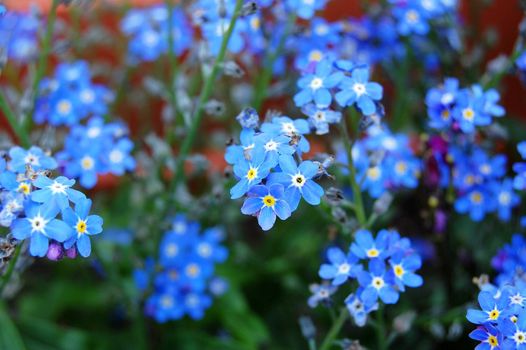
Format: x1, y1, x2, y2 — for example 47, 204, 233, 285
46, 219, 74, 242
274, 200, 291, 220
314, 88, 332, 109
241, 197, 263, 215
301, 180, 323, 205
258, 207, 276, 231
30, 233, 49, 257
77, 234, 91, 257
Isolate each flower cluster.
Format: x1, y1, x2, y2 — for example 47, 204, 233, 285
316, 229, 423, 326
0, 10, 39, 62
0, 147, 103, 258
294, 58, 383, 118
337, 125, 422, 199
34, 61, 114, 126
390, 0, 457, 37
426, 77, 505, 133
135, 215, 228, 322
226, 111, 325, 231
121, 5, 193, 62
56, 116, 136, 189
467, 234, 526, 349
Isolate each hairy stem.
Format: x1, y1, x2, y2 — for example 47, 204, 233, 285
319, 307, 348, 350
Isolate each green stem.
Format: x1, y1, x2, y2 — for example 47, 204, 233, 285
164, 0, 184, 139
375, 305, 387, 350
319, 308, 348, 350
0, 245, 22, 294
25, 0, 60, 131
252, 13, 296, 111
0, 91, 30, 148
172, 0, 243, 185
338, 118, 366, 226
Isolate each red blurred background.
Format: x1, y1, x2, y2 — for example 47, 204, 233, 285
1, 0, 525, 124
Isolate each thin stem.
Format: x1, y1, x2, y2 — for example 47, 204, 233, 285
338, 118, 366, 226
172, 0, 244, 185
319, 307, 348, 350
0, 244, 22, 294
0, 91, 30, 148
252, 13, 296, 111
25, 0, 60, 131
164, 0, 184, 138
375, 305, 388, 350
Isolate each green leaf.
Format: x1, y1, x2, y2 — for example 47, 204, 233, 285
0, 300, 26, 350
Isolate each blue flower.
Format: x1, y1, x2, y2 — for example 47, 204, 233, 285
194, 227, 228, 263
11, 203, 73, 257
357, 258, 399, 305
285, 0, 327, 19
469, 324, 502, 350
241, 184, 291, 231
146, 290, 185, 323
62, 198, 103, 257
183, 292, 213, 320
335, 67, 383, 116
319, 247, 361, 286
389, 252, 423, 291
31, 176, 86, 212
301, 103, 342, 135
452, 91, 490, 133
267, 155, 324, 211
180, 259, 214, 291
8, 146, 57, 173
491, 179, 520, 222
230, 148, 272, 199
293, 58, 343, 108
466, 290, 511, 325
254, 133, 295, 168
425, 77, 460, 130
501, 311, 526, 349
104, 138, 136, 176
261, 116, 311, 153
225, 128, 256, 166
393, 5, 430, 36
351, 229, 389, 260
345, 292, 378, 327
308, 283, 337, 308
454, 186, 496, 222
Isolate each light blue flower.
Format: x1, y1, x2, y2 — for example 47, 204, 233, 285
319, 247, 361, 286
294, 58, 343, 108
11, 203, 73, 257
62, 198, 103, 257
335, 67, 383, 116
31, 176, 85, 212
267, 155, 324, 211
241, 184, 291, 231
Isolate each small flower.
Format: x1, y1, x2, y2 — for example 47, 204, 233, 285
466, 290, 510, 325
31, 176, 86, 212
319, 247, 361, 286
469, 324, 502, 350
308, 283, 337, 308
345, 292, 378, 327
62, 198, 103, 257
230, 148, 272, 199
293, 58, 343, 109
236, 107, 259, 129
351, 229, 389, 260
301, 103, 342, 135
389, 252, 423, 291
8, 146, 57, 173
335, 67, 383, 116
11, 203, 73, 257
267, 155, 324, 211
241, 184, 291, 231
357, 258, 399, 305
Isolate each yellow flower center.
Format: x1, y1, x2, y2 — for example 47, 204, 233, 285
488, 308, 499, 320
263, 195, 276, 207
463, 108, 475, 121
76, 220, 87, 234
186, 264, 200, 278
441, 109, 450, 120
308, 50, 323, 62
488, 335, 498, 346
395, 161, 407, 174
470, 191, 483, 204
246, 167, 258, 181
18, 182, 30, 195
57, 100, 72, 114
367, 248, 379, 258
250, 17, 260, 30
367, 167, 381, 181
394, 265, 405, 277
81, 156, 95, 170
372, 277, 385, 289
